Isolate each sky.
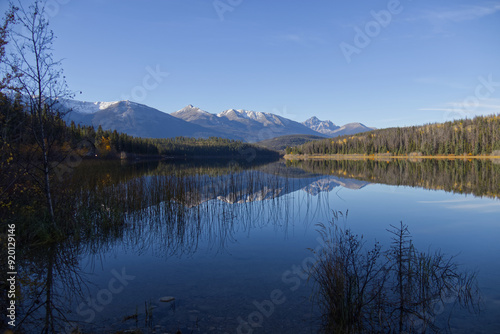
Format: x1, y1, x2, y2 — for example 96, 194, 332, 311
2, 0, 500, 128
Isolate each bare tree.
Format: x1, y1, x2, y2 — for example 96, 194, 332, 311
6, 0, 72, 226
1, 5, 20, 205
0, 5, 17, 91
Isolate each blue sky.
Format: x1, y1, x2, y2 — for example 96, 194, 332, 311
2, 0, 500, 128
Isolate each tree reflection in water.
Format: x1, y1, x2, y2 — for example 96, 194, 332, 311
6, 159, 490, 333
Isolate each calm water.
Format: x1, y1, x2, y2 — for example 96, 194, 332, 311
16, 159, 500, 333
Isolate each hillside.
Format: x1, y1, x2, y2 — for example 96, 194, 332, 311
256, 134, 326, 151
287, 114, 500, 156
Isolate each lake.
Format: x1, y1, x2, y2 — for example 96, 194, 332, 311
15, 158, 500, 333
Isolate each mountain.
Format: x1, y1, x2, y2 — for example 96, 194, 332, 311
302, 116, 339, 136
333, 122, 376, 136
171, 106, 325, 142
62, 100, 221, 139
302, 117, 375, 137
62, 98, 375, 142
171, 104, 222, 126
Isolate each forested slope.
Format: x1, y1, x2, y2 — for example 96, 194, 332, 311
287, 115, 500, 156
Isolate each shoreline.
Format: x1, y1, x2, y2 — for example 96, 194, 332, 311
284, 154, 500, 161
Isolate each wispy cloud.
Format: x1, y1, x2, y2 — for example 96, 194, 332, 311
431, 4, 500, 22
419, 98, 500, 116
413, 77, 472, 90
419, 199, 500, 213
402, 2, 500, 38
444, 203, 500, 211
412, 3, 500, 23
272, 32, 328, 46
280, 33, 305, 43
418, 199, 469, 204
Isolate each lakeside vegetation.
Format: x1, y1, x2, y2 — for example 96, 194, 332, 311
286, 114, 500, 157
310, 213, 479, 333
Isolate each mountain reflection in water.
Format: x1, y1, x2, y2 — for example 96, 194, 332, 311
7, 158, 499, 333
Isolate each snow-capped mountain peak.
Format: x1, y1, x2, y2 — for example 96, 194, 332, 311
174, 104, 211, 115
217, 109, 287, 126
218, 108, 248, 118
57, 99, 124, 114
171, 105, 218, 123
59, 98, 161, 115
170, 105, 228, 129
98, 101, 120, 110
302, 117, 375, 137
302, 116, 339, 136
303, 116, 337, 128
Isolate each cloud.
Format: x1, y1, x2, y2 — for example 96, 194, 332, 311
273, 32, 327, 46
280, 33, 306, 43
433, 4, 500, 22
419, 199, 500, 213
402, 3, 500, 38
413, 77, 471, 90
419, 98, 500, 119
416, 3, 500, 23
418, 199, 469, 204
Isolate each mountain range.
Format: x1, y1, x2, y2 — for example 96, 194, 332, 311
302, 116, 375, 137
62, 99, 375, 142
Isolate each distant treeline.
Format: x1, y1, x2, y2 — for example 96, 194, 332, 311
69, 123, 280, 158
287, 114, 500, 156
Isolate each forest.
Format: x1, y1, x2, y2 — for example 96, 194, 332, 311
286, 114, 500, 156
68, 120, 280, 159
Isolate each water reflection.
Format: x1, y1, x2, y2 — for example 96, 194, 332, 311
14, 242, 89, 333
287, 158, 500, 198
310, 216, 480, 334
8, 158, 497, 333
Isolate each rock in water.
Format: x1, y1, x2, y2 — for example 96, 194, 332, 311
159, 296, 175, 303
